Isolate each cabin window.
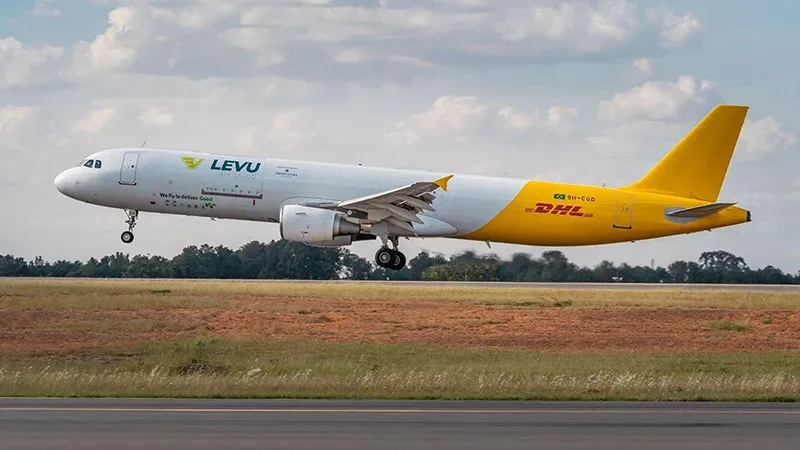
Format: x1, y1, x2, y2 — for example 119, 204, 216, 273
84, 159, 94, 168
94, 160, 102, 169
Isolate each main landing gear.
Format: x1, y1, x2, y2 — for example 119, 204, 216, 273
121, 209, 138, 244
375, 236, 406, 270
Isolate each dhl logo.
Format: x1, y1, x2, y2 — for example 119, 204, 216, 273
525, 203, 594, 218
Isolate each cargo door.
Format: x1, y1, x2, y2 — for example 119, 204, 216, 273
613, 194, 633, 229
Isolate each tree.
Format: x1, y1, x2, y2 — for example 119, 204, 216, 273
422, 263, 499, 281
395, 251, 448, 281
126, 255, 172, 278
261, 240, 342, 279
539, 250, 576, 281
236, 241, 269, 279
0, 255, 29, 276
1, 243, 796, 284
341, 250, 374, 280
668, 260, 703, 283
592, 260, 618, 282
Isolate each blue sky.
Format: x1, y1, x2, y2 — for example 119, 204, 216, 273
1, 0, 798, 272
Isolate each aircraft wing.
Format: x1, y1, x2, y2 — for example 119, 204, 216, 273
666, 202, 737, 218
323, 174, 454, 233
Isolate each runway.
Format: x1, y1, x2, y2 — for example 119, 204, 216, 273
1, 399, 798, 449
23, 277, 800, 292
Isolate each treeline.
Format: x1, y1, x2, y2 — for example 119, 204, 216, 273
1, 240, 797, 284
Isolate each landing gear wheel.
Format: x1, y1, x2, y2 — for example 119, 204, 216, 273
375, 247, 407, 270
121, 209, 138, 244
375, 248, 394, 268
390, 250, 406, 270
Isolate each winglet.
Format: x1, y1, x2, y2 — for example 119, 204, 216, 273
434, 175, 454, 191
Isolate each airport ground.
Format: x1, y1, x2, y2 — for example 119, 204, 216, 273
1, 399, 798, 450
0, 278, 798, 401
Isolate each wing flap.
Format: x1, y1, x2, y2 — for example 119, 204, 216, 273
338, 175, 453, 209
329, 174, 454, 233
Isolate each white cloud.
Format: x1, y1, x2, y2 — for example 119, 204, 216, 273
386, 96, 580, 145
234, 111, 317, 152
385, 96, 488, 145
495, 1, 637, 50
69, 1, 701, 84
0, 105, 40, 150
738, 116, 796, 161
498, 105, 579, 133
333, 49, 368, 64
32, 1, 62, 18
167, 3, 236, 30
0, 105, 37, 133
546, 106, 580, 127
497, 106, 535, 131
632, 57, 654, 77
587, 119, 683, 159
590, 75, 722, 161
266, 110, 317, 148
435, 0, 488, 7
139, 106, 174, 127
387, 55, 438, 69
0, 38, 63, 89
71, 107, 117, 135
78, 7, 141, 72
648, 8, 702, 49
598, 75, 715, 123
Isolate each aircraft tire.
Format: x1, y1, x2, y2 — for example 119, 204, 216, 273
121, 231, 134, 244
390, 251, 406, 270
375, 248, 394, 268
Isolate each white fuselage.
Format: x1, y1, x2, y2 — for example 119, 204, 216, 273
54, 148, 524, 239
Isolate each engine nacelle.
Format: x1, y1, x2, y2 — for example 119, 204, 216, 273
304, 235, 354, 248
279, 204, 361, 244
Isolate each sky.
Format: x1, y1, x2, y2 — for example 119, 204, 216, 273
1, 0, 799, 272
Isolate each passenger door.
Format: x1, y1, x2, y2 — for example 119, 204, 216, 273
119, 152, 140, 186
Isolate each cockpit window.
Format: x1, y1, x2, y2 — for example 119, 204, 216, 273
94, 160, 102, 169
84, 159, 94, 168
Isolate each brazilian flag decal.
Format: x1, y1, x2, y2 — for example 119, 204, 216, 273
554, 193, 566, 200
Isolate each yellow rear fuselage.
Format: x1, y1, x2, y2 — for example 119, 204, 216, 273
463, 180, 750, 246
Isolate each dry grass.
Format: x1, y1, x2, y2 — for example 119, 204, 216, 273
2, 278, 799, 310
0, 339, 797, 401
0, 280, 224, 310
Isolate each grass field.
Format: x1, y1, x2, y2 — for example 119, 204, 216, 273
0, 279, 798, 401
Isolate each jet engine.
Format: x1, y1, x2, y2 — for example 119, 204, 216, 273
279, 204, 363, 245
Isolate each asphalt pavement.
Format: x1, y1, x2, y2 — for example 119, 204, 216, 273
0, 399, 798, 450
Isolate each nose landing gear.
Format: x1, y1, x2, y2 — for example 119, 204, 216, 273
121, 209, 138, 244
375, 236, 406, 270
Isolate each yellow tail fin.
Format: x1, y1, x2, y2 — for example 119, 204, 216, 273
622, 104, 749, 202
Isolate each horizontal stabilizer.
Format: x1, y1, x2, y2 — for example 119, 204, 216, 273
666, 202, 737, 219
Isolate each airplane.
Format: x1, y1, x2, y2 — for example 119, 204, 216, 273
54, 104, 751, 270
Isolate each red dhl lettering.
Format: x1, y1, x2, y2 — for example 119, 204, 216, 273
551, 204, 572, 215
528, 203, 589, 218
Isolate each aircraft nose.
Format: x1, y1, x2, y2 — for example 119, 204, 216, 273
54, 169, 78, 197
